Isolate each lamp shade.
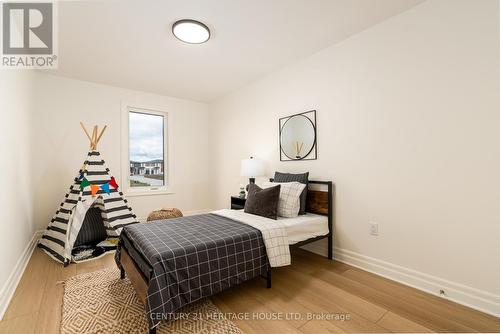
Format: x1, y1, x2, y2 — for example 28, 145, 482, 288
240, 157, 264, 177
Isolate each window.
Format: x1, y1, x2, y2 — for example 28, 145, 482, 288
123, 105, 169, 194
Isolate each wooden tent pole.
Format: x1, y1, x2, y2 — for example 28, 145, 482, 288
91, 126, 97, 150
95, 125, 107, 147
81, 122, 108, 150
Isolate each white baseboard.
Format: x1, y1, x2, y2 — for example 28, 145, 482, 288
0, 230, 43, 320
301, 240, 500, 317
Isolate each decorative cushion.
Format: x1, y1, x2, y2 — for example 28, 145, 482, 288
262, 181, 306, 218
274, 171, 309, 215
147, 208, 183, 222
244, 183, 281, 220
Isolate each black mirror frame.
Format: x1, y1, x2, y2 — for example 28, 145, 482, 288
279, 110, 317, 161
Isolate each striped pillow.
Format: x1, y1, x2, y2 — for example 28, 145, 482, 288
261, 181, 306, 218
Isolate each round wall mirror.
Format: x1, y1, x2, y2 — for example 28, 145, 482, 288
280, 112, 316, 160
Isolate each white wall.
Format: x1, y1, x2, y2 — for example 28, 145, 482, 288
211, 0, 500, 313
0, 71, 36, 312
31, 73, 212, 229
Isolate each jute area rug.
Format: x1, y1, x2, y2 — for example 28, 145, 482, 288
61, 267, 244, 334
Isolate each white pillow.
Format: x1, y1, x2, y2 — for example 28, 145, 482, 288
261, 181, 306, 218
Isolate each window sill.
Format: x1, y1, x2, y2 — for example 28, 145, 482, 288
125, 189, 174, 197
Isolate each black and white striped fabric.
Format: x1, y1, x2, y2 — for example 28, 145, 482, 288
73, 207, 108, 247
38, 150, 138, 264
117, 213, 268, 330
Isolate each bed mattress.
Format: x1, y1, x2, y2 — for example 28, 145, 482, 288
278, 212, 329, 244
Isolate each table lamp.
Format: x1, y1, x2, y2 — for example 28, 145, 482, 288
240, 157, 264, 191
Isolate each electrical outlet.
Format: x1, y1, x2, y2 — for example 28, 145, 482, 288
369, 221, 379, 236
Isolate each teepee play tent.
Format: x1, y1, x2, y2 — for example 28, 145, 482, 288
38, 123, 139, 265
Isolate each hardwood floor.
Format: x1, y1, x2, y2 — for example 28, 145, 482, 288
1, 248, 499, 333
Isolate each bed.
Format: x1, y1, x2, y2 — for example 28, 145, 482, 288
115, 180, 333, 333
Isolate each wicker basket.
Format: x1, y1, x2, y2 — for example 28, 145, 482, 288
146, 208, 183, 222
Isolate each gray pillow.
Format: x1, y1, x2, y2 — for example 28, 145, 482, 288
244, 183, 281, 220
274, 171, 309, 215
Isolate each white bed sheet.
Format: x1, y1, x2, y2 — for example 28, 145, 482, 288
278, 213, 329, 245
218, 209, 329, 245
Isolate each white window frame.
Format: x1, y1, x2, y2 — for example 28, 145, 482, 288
121, 102, 172, 196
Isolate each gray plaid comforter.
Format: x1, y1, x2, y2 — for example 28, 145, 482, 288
117, 213, 268, 330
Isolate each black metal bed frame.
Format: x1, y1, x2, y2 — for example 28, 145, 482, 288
262, 179, 334, 289
291, 180, 333, 259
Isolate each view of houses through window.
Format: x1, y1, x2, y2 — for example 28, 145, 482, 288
129, 110, 166, 188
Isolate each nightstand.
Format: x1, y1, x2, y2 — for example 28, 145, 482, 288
231, 196, 246, 210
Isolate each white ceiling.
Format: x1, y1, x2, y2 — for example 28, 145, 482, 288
48, 0, 425, 102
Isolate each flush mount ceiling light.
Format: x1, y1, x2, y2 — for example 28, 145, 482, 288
172, 19, 210, 44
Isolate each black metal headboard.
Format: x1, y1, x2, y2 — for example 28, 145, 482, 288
269, 178, 334, 260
